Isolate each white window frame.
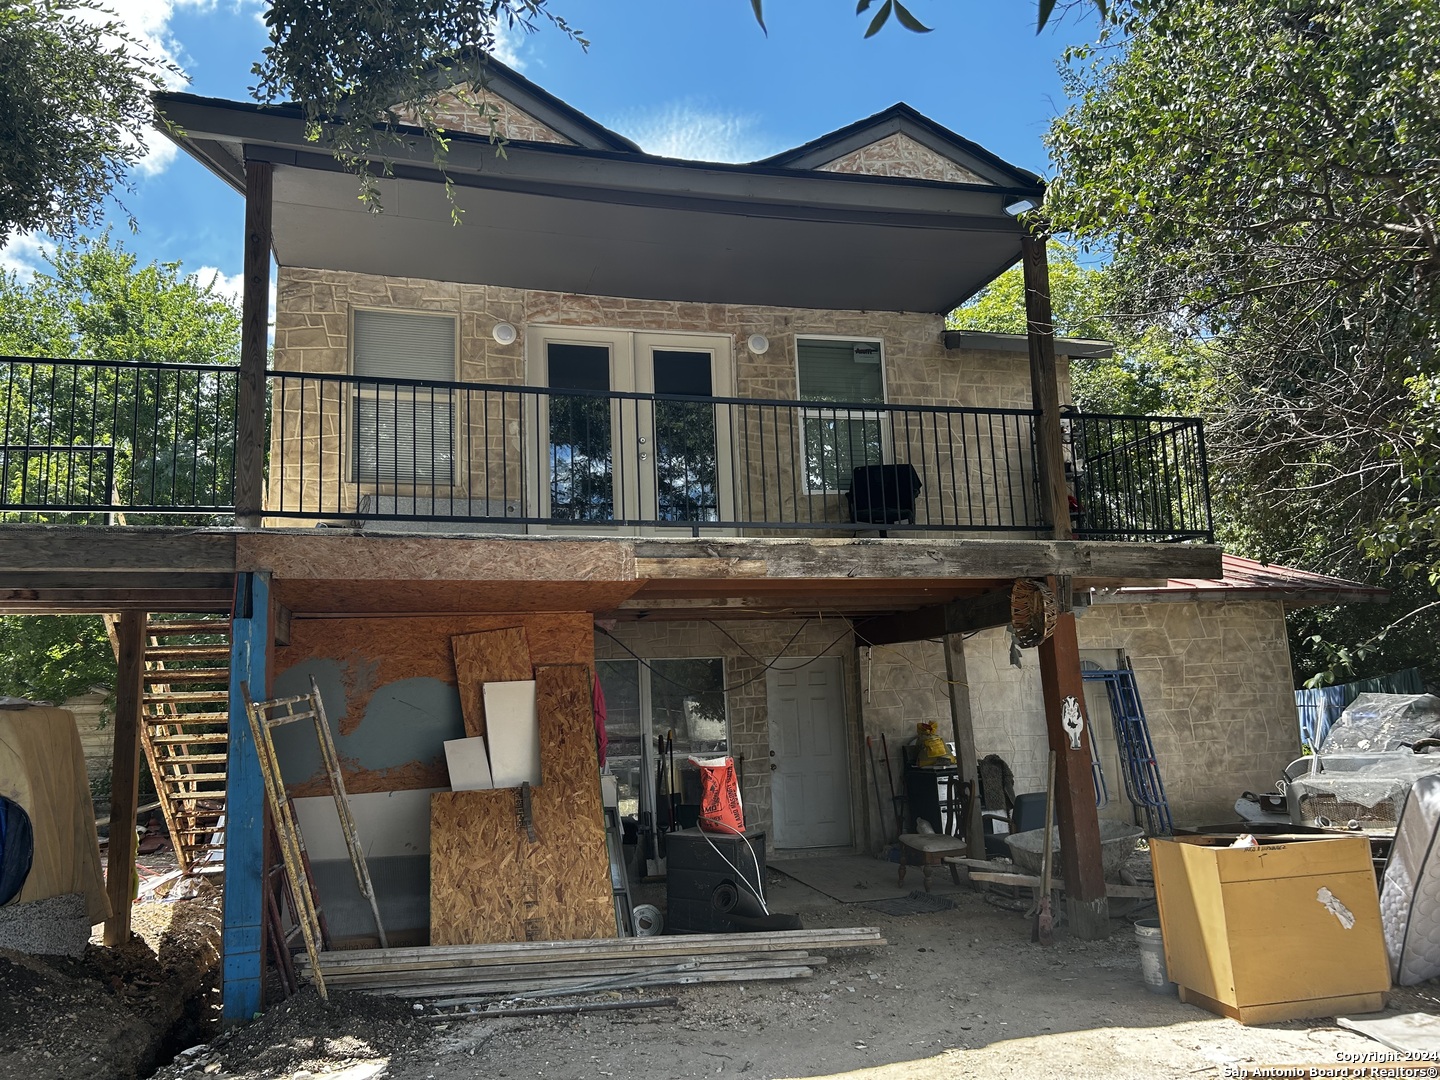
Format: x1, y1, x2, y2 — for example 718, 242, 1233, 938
792, 334, 889, 495
348, 306, 461, 491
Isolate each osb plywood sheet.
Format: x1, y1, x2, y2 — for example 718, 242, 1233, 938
274, 579, 645, 617
453, 627, 532, 737
239, 533, 634, 582
275, 613, 594, 795
429, 665, 613, 945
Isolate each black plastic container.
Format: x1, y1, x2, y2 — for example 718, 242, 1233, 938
664, 828, 767, 934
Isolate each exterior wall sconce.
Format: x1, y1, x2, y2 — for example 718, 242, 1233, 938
492, 322, 518, 346
746, 333, 770, 355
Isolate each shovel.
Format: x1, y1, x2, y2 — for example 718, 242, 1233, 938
1033, 750, 1057, 945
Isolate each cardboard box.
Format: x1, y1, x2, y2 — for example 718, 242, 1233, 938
1151, 834, 1389, 1024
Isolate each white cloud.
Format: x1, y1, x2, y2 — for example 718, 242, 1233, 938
194, 266, 243, 305
608, 102, 778, 164
0, 235, 51, 281
75, 0, 216, 177
489, 18, 527, 70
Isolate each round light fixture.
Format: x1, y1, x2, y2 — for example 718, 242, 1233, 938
747, 333, 770, 355
492, 322, 518, 346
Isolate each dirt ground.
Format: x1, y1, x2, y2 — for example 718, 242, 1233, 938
133, 866, 1440, 1080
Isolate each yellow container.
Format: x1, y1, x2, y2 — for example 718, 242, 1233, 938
1150, 834, 1389, 1024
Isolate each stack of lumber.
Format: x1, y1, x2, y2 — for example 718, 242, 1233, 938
298, 927, 885, 1002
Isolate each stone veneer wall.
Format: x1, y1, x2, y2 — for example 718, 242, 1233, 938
269, 266, 1062, 527
593, 619, 861, 850
818, 133, 987, 185
396, 87, 575, 145
860, 599, 1302, 831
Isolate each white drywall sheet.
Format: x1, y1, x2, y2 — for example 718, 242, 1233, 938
443, 735, 494, 791
484, 679, 541, 788
291, 788, 441, 860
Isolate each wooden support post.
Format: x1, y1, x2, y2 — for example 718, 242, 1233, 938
223, 571, 271, 1022
235, 161, 273, 529
942, 633, 986, 863
1037, 610, 1109, 939
1021, 226, 1073, 541
103, 610, 146, 947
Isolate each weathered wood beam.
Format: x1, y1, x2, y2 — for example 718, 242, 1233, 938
1021, 226, 1073, 542
0, 593, 233, 614
235, 160, 273, 529
1037, 610, 1109, 939
103, 610, 145, 947
0, 526, 238, 572
0, 572, 235, 590
853, 588, 1013, 647
943, 633, 986, 861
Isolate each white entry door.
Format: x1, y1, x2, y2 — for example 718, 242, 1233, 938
767, 658, 852, 850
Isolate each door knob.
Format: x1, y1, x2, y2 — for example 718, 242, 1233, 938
638, 436, 648, 444
770, 763, 777, 771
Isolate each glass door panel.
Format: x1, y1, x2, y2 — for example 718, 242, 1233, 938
650, 350, 719, 523
546, 342, 615, 522
597, 659, 643, 818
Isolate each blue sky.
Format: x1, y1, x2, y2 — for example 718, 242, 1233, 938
2, 1, 1100, 302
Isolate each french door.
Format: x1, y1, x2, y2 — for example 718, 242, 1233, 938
526, 327, 735, 531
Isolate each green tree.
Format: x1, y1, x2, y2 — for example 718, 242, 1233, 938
949, 248, 1204, 416
0, 614, 113, 704
1046, 0, 1440, 686
0, 1, 176, 246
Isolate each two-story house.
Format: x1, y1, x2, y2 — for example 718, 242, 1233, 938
6, 57, 1366, 1020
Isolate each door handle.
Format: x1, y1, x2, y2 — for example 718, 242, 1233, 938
770, 763, 777, 771
638, 436, 648, 445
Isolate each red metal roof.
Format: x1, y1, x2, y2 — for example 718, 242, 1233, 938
1098, 554, 1389, 607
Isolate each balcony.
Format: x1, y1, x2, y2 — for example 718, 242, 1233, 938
0, 357, 1213, 542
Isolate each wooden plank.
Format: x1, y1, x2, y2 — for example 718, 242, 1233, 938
964, 869, 1156, 899
238, 533, 634, 582
943, 632, 986, 863
275, 579, 643, 619
631, 538, 1221, 584
309, 926, 883, 968
1021, 228, 1073, 541
103, 610, 145, 947
429, 665, 614, 946
386, 965, 817, 1001
0, 572, 236, 590
320, 952, 820, 989
1037, 610, 1107, 939
0, 525, 238, 572
452, 627, 532, 738
235, 160, 272, 528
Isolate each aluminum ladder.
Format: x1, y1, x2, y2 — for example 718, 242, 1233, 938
1081, 661, 1174, 836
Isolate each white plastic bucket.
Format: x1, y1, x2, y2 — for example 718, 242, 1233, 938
1135, 918, 1176, 995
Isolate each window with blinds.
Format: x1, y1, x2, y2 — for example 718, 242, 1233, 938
351, 309, 457, 485
796, 337, 886, 491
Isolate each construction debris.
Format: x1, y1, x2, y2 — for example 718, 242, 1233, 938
298, 927, 885, 1001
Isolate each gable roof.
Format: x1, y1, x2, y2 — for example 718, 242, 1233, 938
155, 68, 1048, 314
410, 54, 641, 152
1094, 554, 1389, 609
757, 103, 1045, 190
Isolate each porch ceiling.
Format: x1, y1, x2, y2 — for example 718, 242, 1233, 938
156, 93, 1041, 314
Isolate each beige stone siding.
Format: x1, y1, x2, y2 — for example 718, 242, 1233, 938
270, 266, 1053, 531
395, 87, 575, 145
593, 618, 860, 850
818, 133, 987, 185
860, 599, 1301, 834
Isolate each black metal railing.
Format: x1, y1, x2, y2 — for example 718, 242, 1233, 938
267, 370, 1045, 534
1068, 412, 1214, 542
0, 356, 238, 523
0, 357, 1214, 542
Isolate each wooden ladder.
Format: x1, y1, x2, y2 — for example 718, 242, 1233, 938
108, 615, 233, 874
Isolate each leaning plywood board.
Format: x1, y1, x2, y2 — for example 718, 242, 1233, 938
431, 665, 614, 945
452, 627, 532, 738
293, 788, 441, 859
485, 681, 540, 788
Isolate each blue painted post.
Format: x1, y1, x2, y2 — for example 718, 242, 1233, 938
223, 570, 269, 1022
